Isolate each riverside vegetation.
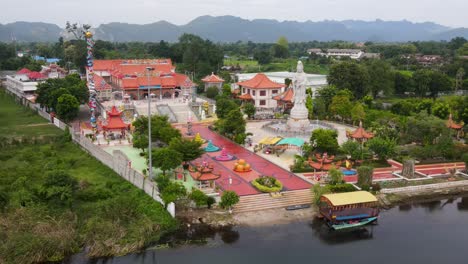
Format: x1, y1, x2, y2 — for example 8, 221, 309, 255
0, 90, 177, 263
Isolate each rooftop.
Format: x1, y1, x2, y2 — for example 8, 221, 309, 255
322, 191, 378, 206
236, 73, 285, 89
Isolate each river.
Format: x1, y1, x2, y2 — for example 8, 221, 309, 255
70, 196, 468, 264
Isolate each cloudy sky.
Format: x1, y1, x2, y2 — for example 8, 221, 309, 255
2, 0, 467, 28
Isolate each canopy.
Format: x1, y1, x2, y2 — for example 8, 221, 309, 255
259, 137, 282, 145
276, 137, 305, 147
322, 191, 377, 206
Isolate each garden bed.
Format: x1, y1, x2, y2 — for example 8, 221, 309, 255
251, 176, 283, 193
380, 176, 466, 189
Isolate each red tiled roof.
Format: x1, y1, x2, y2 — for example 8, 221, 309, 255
27, 71, 46, 79
190, 171, 221, 181
238, 93, 253, 100
17, 68, 32, 74
202, 73, 224, 83
236, 73, 285, 89
94, 75, 112, 91
102, 106, 129, 130
347, 121, 374, 140
273, 88, 294, 102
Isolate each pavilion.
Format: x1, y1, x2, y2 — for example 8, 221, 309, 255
346, 121, 374, 142
201, 72, 224, 92
101, 106, 130, 138
273, 87, 294, 111
446, 114, 464, 139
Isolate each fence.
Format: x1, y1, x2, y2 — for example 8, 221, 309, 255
5, 88, 166, 209
381, 180, 468, 194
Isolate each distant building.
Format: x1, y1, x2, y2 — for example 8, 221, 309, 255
236, 71, 327, 99
415, 54, 444, 66
201, 72, 224, 92
307, 48, 379, 60
41, 64, 67, 79
91, 59, 194, 100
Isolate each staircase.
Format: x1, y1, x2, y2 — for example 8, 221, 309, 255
156, 104, 178, 123
233, 189, 313, 213
169, 104, 198, 123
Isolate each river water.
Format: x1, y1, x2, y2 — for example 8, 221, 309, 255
70, 197, 468, 264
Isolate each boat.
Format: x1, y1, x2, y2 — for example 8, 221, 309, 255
286, 204, 311, 211
319, 191, 379, 230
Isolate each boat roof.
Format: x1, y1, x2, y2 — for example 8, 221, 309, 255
322, 191, 378, 206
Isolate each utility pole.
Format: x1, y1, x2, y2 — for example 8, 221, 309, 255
146, 67, 154, 179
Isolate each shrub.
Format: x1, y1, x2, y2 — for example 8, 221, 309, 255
251, 176, 283, 193
189, 188, 208, 208
360, 184, 371, 191
357, 166, 373, 187
206, 196, 216, 209
463, 153, 468, 172
371, 183, 382, 192
206, 86, 219, 99
312, 184, 331, 205
219, 191, 239, 210
328, 183, 356, 193
160, 181, 186, 206
328, 167, 344, 185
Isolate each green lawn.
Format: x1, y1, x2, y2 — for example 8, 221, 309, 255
224, 58, 259, 67
0, 90, 177, 263
0, 89, 62, 138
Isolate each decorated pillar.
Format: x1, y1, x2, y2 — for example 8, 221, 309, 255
85, 31, 97, 133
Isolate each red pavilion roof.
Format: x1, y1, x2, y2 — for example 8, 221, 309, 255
447, 114, 463, 130
347, 121, 374, 140
102, 106, 129, 130
202, 73, 224, 83
236, 73, 285, 89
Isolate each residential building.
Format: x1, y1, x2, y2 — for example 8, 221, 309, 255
307, 48, 379, 60
236, 73, 285, 108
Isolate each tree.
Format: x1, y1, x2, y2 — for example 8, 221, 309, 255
306, 95, 314, 119
152, 148, 182, 175
351, 103, 366, 125
215, 97, 239, 119
366, 137, 396, 161
253, 49, 272, 65
206, 86, 219, 99
394, 71, 414, 95
277, 36, 289, 50
317, 85, 337, 110
364, 60, 395, 97
216, 108, 246, 144
412, 69, 432, 97
310, 129, 339, 154
357, 166, 373, 188
312, 184, 330, 205
56, 94, 79, 122
327, 61, 369, 98
160, 181, 186, 206
219, 191, 239, 212
168, 138, 204, 164
328, 167, 344, 185
404, 112, 447, 145
340, 140, 361, 160
329, 91, 352, 121
429, 71, 452, 98
243, 102, 256, 119
271, 44, 288, 58
455, 68, 465, 91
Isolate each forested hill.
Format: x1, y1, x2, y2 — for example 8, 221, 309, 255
1, 16, 468, 42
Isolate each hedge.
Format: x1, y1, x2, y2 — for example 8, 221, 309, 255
251, 176, 283, 193
328, 183, 356, 193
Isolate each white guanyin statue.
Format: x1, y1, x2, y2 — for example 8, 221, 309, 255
287, 61, 310, 128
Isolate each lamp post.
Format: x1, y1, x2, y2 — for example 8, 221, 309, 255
146, 67, 154, 179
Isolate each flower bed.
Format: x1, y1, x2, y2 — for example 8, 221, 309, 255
251, 176, 283, 193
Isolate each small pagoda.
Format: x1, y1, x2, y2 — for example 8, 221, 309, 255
102, 106, 130, 137
346, 121, 374, 143
446, 114, 464, 139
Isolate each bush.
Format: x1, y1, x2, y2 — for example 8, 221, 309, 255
371, 183, 382, 192
206, 196, 216, 209
312, 184, 330, 205
251, 176, 283, 193
357, 166, 373, 187
206, 86, 219, 99
189, 188, 208, 208
219, 191, 239, 210
328, 183, 356, 193
328, 167, 344, 185
463, 153, 468, 172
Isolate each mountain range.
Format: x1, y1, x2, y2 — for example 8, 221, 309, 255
1, 16, 468, 43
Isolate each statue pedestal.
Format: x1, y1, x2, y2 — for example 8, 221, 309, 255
287, 105, 309, 129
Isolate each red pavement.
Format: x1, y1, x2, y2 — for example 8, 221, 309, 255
190, 124, 312, 196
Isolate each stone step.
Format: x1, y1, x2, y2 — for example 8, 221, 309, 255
233, 190, 313, 212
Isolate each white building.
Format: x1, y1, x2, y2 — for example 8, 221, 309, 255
236, 71, 327, 98
236, 73, 286, 108
307, 48, 379, 60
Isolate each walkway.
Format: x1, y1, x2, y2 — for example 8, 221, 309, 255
191, 124, 312, 196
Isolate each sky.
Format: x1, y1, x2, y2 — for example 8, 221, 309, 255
2, 0, 468, 28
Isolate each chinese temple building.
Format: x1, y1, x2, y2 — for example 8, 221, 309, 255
346, 121, 374, 142
236, 73, 285, 108
447, 114, 464, 139
201, 72, 224, 92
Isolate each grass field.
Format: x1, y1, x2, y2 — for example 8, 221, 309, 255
0, 89, 62, 138
0, 89, 177, 263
